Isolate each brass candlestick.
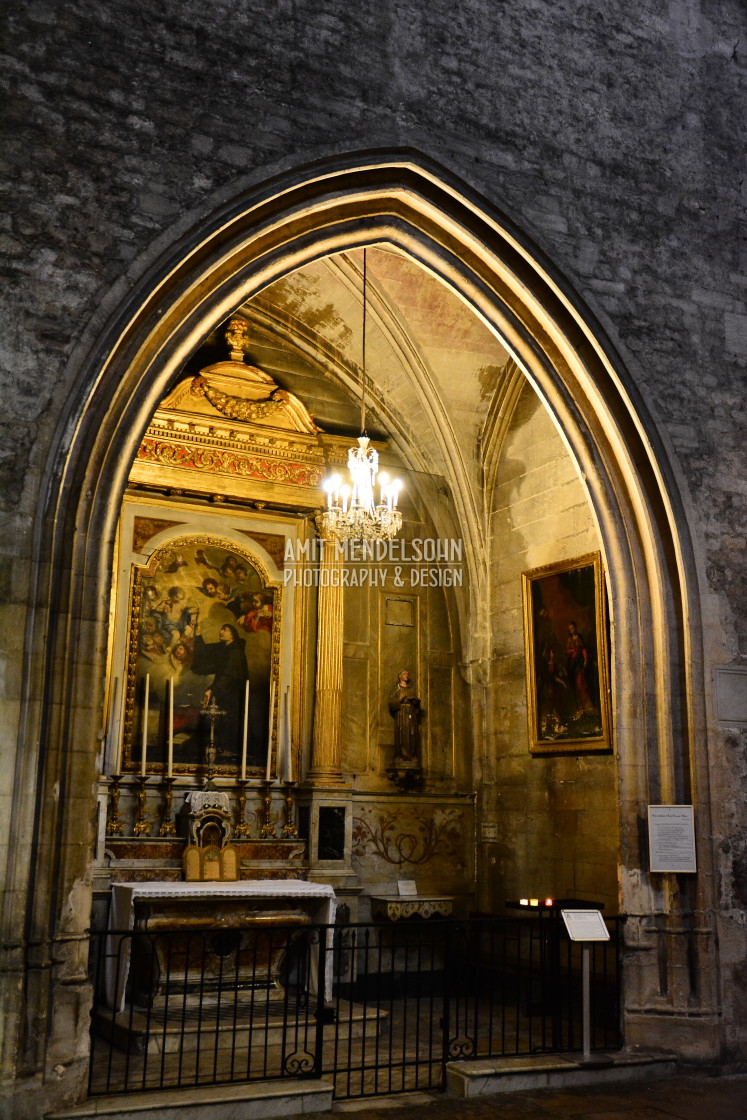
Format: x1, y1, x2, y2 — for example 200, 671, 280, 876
260, 780, 276, 838
159, 776, 177, 836
234, 778, 251, 838
282, 780, 299, 838
133, 775, 151, 836
202, 695, 226, 790
105, 774, 124, 836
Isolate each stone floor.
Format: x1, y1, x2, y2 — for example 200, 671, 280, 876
316, 1073, 747, 1119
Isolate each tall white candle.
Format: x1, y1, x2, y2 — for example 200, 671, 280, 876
105, 676, 119, 775
167, 677, 174, 777
266, 679, 275, 781
284, 687, 292, 783
141, 673, 150, 776
241, 679, 249, 780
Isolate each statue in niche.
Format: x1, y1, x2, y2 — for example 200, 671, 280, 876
388, 669, 422, 765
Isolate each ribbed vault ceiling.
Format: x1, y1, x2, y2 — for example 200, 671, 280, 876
184, 245, 512, 484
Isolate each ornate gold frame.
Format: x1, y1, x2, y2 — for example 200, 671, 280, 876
122, 534, 282, 775
521, 551, 611, 754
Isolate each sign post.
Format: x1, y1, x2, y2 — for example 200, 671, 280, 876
561, 909, 610, 1065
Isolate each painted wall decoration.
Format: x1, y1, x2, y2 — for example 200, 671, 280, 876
522, 551, 610, 752
352, 807, 465, 867
122, 536, 280, 775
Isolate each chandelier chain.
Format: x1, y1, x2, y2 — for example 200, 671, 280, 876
361, 248, 367, 436
316, 246, 403, 544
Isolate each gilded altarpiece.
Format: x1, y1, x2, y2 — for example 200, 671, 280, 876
104, 495, 309, 787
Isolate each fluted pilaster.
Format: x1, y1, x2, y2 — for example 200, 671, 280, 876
307, 542, 345, 784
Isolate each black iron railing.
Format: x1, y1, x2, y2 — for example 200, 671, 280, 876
88, 915, 623, 1099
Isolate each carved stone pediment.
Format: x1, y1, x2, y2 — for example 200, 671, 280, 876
131, 319, 328, 501
160, 318, 320, 436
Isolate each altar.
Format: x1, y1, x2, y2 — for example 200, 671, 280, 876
107, 879, 337, 1012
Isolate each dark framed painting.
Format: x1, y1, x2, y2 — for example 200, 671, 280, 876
522, 552, 610, 753
122, 535, 281, 775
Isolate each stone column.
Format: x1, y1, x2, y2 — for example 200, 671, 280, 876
307, 539, 345, 785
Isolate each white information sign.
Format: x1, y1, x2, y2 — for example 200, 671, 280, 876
561, 909, 610, 942
398, 880, 418, 897
648, 805, 697, 873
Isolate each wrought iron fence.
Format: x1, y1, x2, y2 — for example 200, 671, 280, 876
88, 915, 623, 1099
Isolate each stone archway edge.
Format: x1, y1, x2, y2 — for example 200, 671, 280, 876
5, 152, 717, 1107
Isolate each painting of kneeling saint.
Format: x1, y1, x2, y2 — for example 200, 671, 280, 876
123, 537, 280, 776
522, 552, 610, 753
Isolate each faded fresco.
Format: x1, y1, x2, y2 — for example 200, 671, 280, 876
351, 805, 472, 897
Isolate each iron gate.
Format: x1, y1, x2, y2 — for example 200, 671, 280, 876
89, 915, 623, 1099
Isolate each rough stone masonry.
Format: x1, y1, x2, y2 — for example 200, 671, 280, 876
0, 0, 746, 1112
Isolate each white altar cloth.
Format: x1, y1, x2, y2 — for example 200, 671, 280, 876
107, 880, 337, 1012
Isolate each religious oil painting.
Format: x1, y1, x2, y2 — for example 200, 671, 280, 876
522, 552, 610, 753
122, 536, 280, 775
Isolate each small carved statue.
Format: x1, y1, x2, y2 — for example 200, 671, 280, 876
388, 669, 422, 764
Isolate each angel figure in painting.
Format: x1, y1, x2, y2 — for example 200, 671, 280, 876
239, 592, 274, 633
388, 669, 422, 764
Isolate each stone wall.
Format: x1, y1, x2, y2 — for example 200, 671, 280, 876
484, 382, 618, 914
2, 0, 746, 1108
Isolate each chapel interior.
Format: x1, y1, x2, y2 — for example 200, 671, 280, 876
4, 2, 746, 1114
97, 243, 620, 927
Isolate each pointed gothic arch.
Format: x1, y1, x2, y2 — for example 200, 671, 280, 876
9, 150, 717, 1091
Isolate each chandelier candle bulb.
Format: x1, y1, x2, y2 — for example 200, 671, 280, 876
167, 677, 173, 778
141, 673, 149, 776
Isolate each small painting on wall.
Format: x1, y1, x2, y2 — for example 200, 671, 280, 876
522, 552, 610, 753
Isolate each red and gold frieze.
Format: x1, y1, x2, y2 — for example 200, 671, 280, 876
136, 434, 324, 488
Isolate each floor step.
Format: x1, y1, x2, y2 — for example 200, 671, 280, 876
93, 999, 385, 1056
445, 1050, 677, 1097
45, 1077, 333, 1120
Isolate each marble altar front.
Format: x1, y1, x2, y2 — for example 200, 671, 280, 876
107, 879, 336, 1012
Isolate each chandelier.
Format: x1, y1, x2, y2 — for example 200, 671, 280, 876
317, 250, 403, 543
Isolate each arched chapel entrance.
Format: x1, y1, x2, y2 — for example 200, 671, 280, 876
11, 152, 719, 1106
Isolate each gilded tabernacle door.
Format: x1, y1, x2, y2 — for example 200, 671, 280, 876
121, 536, 281, 778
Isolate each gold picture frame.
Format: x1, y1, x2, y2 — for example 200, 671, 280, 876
122, 535, 281, 775
522, 552, 610, 754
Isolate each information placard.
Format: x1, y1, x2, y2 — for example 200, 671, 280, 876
648, 805, 696, 873
561, 909, 610, 941
397, 880, 418, 897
